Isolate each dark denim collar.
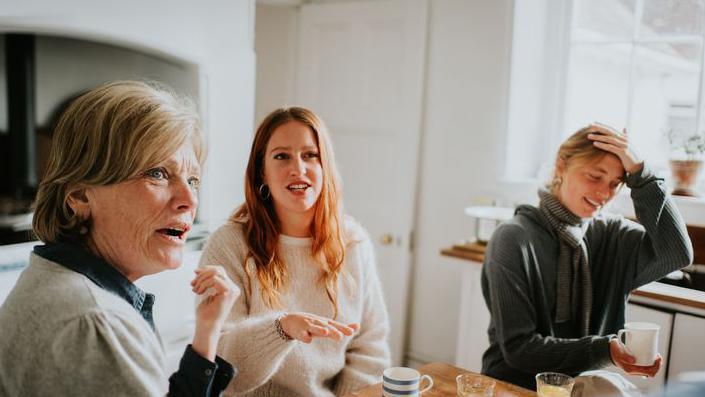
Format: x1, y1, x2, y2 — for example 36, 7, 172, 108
34, 242, 155, 331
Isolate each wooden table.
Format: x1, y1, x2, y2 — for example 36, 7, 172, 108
344, 362, 536, 397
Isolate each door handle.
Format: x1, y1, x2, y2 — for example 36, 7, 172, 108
380, 233, 394, 246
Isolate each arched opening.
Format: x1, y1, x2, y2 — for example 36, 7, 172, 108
0, 33, 201, 245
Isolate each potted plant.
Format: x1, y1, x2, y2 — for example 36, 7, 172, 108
668, 128, 705, 197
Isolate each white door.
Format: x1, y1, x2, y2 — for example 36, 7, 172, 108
296, 0, 428, 365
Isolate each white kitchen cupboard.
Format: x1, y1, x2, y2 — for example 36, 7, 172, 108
454, 259, 491, 372
668, 313, 705, 380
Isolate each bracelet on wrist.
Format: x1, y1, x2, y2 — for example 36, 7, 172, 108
274, 315, 293, 342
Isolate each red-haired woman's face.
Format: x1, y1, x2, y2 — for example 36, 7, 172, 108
263, 121, 323, 229
556, 154, 624, 218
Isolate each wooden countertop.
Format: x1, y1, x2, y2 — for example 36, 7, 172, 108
343, 362, 536, 397
440, 246, 485, 262
630, 282, 705, 312
441, 245, 705, 313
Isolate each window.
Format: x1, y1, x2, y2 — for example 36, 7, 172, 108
505, 0, 705, 181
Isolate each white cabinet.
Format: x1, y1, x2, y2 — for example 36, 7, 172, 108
668, 313, 705, 380
454, 259, 491, 372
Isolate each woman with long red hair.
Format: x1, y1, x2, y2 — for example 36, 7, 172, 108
198, 107, 391, 396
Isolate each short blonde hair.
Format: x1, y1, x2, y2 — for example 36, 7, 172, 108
33, 80, 204, 243
549, 126, 624, 193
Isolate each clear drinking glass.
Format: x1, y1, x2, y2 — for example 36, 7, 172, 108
456, 373, 495, 397
535, 372, 574, 397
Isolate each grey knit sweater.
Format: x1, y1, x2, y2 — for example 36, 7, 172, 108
480, 165, 693, 390
0, 254, 168, 396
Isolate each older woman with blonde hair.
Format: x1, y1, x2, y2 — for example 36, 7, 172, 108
480, 123, 693, 394
198, 107, 391, 396
0, 81, 239, 396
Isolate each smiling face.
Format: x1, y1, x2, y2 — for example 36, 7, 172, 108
81, 141, 201, 281
555, 153, 625, 218
262, 121, 323, 231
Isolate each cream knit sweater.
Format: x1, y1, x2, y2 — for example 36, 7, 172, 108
198, 218, 391, 397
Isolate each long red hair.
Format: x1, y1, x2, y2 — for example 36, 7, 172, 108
231, 107, 346, 318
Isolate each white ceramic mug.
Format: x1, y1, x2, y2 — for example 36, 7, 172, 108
617, 322, 660, 366
382, 367, 433, 397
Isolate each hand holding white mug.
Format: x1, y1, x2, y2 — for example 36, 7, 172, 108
279, 312, 359, 343
610, 337, 662, 378
191, 265, 241, 361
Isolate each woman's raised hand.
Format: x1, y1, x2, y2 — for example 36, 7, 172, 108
191, 265, 241, 361
586, 122, 644, 174
192, 266, 241, 327
279, 312, 359, 343
609, 338, 662, 378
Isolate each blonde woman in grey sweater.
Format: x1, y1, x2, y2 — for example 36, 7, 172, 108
199, 107, 391, 396
481, 123, 693, 392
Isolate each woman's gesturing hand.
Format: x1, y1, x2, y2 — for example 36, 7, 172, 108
191, 266, 241, 361
192, 266, 241, 327
279, 312, 360, 344
609, 338, 662, 378
586, 122, 644, 175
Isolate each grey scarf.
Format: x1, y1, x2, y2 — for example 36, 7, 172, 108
538, 189, 592, 335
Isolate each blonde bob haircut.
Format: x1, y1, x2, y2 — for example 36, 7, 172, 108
33, 80, 204, 244
231, 107, 346, 318
549, 126, 625, 193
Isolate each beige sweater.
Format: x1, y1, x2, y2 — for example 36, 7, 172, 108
198, 218, 391, 397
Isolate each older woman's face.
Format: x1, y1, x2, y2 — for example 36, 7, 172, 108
84, 142, 200, 281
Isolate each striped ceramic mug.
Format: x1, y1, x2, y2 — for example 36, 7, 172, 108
382, 367, 433, 397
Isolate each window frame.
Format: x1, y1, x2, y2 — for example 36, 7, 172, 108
504, 0, 705, 182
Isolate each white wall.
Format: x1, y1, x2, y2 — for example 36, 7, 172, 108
32, 36, 200, 126
0, 0, 256, 229
254, 4, 298, 124
407, 0, 515, 364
